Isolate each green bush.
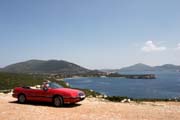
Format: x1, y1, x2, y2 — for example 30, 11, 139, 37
0, 72, 68, 90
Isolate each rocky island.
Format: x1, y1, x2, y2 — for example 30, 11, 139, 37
106, 73, 156, 79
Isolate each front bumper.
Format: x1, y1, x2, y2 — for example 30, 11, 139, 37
64, 95, 86, 104
79, 95, 85, 100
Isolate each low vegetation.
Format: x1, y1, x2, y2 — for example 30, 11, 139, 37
0, 72, 68, 90
104, 96, 180, 102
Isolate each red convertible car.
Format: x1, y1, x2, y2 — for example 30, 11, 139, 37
12, 82, 85, 107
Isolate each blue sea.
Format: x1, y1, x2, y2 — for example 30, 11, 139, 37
65, 71, 180, 99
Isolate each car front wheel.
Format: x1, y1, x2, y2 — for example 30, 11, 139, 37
18, 94, 26, 104
53, 96, 63, 107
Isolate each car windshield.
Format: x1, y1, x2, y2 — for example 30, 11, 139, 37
48, 82, 63, 89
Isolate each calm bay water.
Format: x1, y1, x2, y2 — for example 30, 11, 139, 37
65, 71, 180, 99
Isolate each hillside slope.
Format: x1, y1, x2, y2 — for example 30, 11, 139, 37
1, 60, 90, 74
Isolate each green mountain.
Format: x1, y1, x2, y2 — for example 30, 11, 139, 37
1, 60, 90, 74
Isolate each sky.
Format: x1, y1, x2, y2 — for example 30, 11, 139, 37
0, 0, 180, 69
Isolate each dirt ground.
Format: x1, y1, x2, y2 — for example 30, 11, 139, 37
0, 93, 180, 120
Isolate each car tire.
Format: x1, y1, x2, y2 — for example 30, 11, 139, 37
18, 94, 26, 104
53, 96, 64, 107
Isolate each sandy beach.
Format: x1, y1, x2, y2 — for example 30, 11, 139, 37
0, 93, 180, 120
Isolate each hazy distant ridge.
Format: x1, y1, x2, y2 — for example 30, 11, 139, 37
102, 63, 180, 72
119, 63, 154, 71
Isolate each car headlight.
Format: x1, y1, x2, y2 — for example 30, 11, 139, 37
78, 92, 85, 98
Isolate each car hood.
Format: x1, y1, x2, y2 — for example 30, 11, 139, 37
58, 88, 80, 92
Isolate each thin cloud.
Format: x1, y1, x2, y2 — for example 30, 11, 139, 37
175, 43, 180, 50
141, 41, 166, 52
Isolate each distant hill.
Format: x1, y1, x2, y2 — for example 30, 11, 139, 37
119, 63, 154, 72
101, 63, 180, 73
120, 63, 180, 72
154, 64, 180, 72
1, 60, 90, 74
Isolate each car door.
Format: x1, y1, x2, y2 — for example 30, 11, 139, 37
23, 89, 39, 101
32, 89, 53, 102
